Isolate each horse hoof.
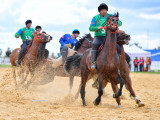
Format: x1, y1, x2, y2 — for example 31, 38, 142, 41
93, 99, 101, 106
118, 105, 121, 108
138, 102, 145, 107
83, 104, 86, 107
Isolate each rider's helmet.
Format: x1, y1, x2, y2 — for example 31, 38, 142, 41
35, 25, 42, 30
98, 3, 108, 12
25, 20, 32, 25
72, 29, 80, 34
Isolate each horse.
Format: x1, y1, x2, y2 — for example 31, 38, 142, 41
77, 13, 127, 107
10, 34, 51, 83
10, 32, 52, 87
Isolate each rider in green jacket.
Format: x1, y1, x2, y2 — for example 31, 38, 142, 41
89, 3, 122, 69
15, 20, 34, 66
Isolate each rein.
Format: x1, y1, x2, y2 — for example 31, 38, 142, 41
33, 33, 45, 45
78, 37, 93, 48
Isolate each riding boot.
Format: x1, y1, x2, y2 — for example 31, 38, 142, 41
61, 44, 69, 64
125, 53, 131, 65
16, 49, 25, 66
91, 50, 98, 69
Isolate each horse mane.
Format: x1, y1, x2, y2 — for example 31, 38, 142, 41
74, 33, 92, 51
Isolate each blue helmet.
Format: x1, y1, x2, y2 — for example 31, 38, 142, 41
72, 29, 80, 34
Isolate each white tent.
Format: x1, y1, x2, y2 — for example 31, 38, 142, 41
124, 45, 151, 58
124, 45, 151, 71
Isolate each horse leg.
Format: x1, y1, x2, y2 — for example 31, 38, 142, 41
113, 74, 124, 98
93, 74, 104, 106
19, 69, 29, 85
75, 73, 93, 100
125, 77, 144, 107
69, 76, 74, 93
12, 66, 17, 86
111, 83, 121, 108
18, 66, 24, 80
80, 67, 90, 106
24, 72, 34, 88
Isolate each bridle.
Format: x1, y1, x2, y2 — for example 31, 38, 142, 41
33, 33, 45, 45
78, 37, 93, 48
103, 16, 119, 34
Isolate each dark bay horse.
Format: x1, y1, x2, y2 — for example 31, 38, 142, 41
10, 32, 51, 87
79, 13, 126, 107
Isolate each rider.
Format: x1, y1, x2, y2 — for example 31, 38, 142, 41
35, 25, 42, 32
89, 3, 122, 69
59, 29, 80, 53
35, 26, 50, 61
15, 20, 34, 66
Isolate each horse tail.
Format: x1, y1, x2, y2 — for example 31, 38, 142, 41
64, 53, 83, 75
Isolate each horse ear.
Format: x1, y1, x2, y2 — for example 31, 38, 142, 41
117, 12, 119, 17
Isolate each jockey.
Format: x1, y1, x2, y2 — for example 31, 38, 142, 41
59, 29, 80, 53
15, 20, 34, 66
35, 25, 42, 32
89, 3, 122, 69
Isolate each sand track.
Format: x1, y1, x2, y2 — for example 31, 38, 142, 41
0, 68, 159, 120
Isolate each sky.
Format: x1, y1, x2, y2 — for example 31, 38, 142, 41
0, 0, 160, 56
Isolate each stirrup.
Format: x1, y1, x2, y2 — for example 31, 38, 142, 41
91, 62, 97, 69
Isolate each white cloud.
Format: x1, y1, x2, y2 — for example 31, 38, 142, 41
139, 13, 160, 20
131, 34, 160, 49
8, 0, 98, 26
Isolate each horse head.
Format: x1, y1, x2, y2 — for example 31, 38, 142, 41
117, 31, 130, 45
74, 33, 93, 52
107, 12, 119, 32
33, 31, 52, 44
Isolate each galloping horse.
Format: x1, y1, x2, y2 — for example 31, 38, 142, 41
76, 12, 144, 107
10, 32, 51, 86
79, 13, 126, 107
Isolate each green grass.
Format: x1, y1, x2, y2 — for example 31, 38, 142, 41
131, 72, 160, 74
0, 64, 11, 68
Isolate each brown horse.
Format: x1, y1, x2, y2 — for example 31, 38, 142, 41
101, 34, 144, 107
10, 32, 51, 87
79, 13, 127, 107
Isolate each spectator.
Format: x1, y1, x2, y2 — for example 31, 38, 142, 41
134, 57, 139, 72
139, 57, 144, 72
146, 57, 151, 72
5, 48, 11, 57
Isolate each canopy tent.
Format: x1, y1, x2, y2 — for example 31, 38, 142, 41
124, 45, 151, 58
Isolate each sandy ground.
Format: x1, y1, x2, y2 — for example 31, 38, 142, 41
0, 68, 159, 120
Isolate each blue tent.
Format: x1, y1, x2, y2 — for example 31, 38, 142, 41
144, 49, 160, 61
